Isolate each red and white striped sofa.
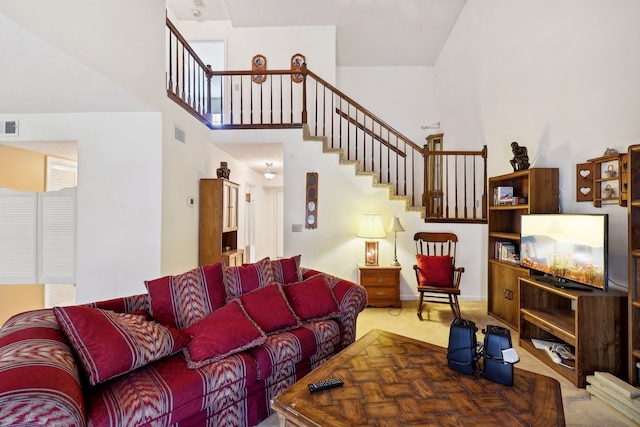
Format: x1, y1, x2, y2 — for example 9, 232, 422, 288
0, 257, 368, 427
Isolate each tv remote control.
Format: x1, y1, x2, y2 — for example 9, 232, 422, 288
308, 378, 344, 392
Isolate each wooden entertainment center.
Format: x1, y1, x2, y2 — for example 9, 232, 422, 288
487, 167, 630, 387
519, 276, 627, 388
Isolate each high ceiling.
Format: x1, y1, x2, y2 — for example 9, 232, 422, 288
1, 1, 466, 175
165, 0, 466, 67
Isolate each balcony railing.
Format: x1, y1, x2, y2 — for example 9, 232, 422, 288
166, 17, 487, 223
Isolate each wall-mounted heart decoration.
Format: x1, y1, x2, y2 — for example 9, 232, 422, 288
576, 162, 594, 203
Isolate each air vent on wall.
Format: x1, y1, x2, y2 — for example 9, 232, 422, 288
174, 126, 186, 143
0, 120, 18, 136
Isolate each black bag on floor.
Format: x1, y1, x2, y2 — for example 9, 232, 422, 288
482, 324, 515, 386
446, 318, 478, 375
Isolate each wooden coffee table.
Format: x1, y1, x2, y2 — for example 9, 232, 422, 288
271, 329, 565, 426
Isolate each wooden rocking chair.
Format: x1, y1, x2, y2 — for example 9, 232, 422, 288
413, 232, 464, 320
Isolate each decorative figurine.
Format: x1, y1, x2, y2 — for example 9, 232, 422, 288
510, 142, 530, 171
216, 161, 231, 179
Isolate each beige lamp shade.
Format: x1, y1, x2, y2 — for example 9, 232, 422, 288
357, 213, 386, 239
388, 216, 405, 233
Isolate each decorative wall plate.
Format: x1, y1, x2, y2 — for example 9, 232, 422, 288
291, 53, 305, 83
252, 54, 267, 84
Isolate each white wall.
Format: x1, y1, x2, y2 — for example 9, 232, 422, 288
160, 99, 272, 275
0, 0, 166, 110
337, 66, 437, 146
0, 112, 162, 303
175, 21, 337, 84
435, 0, 640, 290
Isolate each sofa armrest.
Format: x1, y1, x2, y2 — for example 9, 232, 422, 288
302, 268, 368, 347
0, 309, 86, 427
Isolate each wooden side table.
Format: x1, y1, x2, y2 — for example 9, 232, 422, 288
357, 264, 401, 308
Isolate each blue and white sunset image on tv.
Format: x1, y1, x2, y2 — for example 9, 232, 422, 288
520, 214, 607, 290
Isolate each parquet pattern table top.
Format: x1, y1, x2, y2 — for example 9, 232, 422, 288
271, 329, 565, 426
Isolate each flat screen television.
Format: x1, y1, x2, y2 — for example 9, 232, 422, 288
520, 214, 608, 292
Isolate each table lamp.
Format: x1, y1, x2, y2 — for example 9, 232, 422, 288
357, 213, 386, 266
388, 216, 405, 266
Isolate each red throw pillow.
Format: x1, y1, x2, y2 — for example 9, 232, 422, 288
54, 306, 191, 386
282, 275, 341, 321
239, 283, 301, 333
183, 300, 266, 369
416, 255, 454, 287
270, 255, 303, 284
224, 257, 275, 298
145, 262, 227, 330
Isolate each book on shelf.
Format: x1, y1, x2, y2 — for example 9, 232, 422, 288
494, 186, 514, 205
494, 240, 520, 264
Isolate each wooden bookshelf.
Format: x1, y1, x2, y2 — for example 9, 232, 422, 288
628, 144, 640, 384
487, 168, 559, 330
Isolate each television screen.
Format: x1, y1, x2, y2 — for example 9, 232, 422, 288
520, 214, 608, 291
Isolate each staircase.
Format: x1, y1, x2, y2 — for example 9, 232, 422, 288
301, 124, 426, 217
166, 18, 487, 223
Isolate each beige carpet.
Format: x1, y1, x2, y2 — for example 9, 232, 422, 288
259, 301, 633, 426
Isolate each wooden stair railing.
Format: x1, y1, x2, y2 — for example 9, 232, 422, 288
165, 17, 487, 222
423, 145, 488, 223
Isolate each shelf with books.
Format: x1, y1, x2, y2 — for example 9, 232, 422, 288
495, 240, 520, 265
487, 168, 559, 331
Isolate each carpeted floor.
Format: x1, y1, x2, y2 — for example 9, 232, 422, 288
258, 301, 633, 426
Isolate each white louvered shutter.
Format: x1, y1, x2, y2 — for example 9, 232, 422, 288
39, 188, 76, 284
44, 157, 77, 307
0, 189, 38, 283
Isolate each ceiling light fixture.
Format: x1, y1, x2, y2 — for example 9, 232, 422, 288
263, 162, 277, 180
192, 9, 202, 17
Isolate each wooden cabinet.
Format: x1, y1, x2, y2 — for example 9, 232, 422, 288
519, 277, 627, 388
222, 181, 239, 231
199, 179, 243, 266
587, 153, 629, 207
357, 265, 401, 308
628, 144, 640, 384
487, 168, 559, 330
223, 249, 244, 267
488, 262, 523, 328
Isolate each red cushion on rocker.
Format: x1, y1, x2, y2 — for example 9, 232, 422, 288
416, 255, 454, 288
